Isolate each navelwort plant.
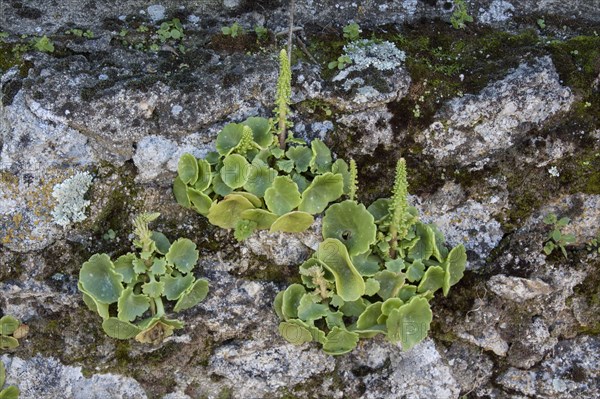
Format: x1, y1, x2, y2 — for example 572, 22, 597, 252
78, 213, 209, 343
0, 316, 28, 350
0, 359, 19, 399
174, 49, 350, 240
275, 159, 467, 354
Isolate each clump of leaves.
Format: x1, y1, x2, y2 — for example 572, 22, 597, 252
174, 50, 349, 240
275, 159, 467, 354
328, 55, 352, 70
221, 22, 243, 38
542, 213, 576, 259
65, 28, 94, 39
0, 316, 28, 350
157, 18, 184, 42
0, 359, 19, 399
342, 23, 361, 41
32, 35, 54, 53
78, 213, 209, 343
450, 0, 473, 30
254, 25, 269, 41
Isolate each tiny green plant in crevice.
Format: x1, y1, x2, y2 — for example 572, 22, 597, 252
328, 55, 352, 70
157, 18, 184, 42
221, 22, 243, 38
32, 35, 54, 53
0, 316, 28, 350
173, 49, 350, 240
542, 213, 576, 259
450, 0, 473, 30
0, 359, 19, 399
342, 23, 361, 41
586, 233, 600, 254
65, 28, 94, 39
78, 213, 209, 344
275, 158, 467, 355
254, 25, 269, 41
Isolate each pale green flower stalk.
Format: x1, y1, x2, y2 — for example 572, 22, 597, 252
275, 48, 292, 149
388, 158, 409, 257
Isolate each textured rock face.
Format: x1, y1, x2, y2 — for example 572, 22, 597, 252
418, 57, 574, 167
1, 1, 599, 398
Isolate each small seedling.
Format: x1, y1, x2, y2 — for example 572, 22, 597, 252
586, 233, 600, 254
0, 316, 28, 350
0, 359, 20, 399
450, 0, 473, 30
78, 213, 209, 343
537, 18, 546, 29
542, 213, 576, 259
65, 29, 94, 38
33, 35, 54, 53
254, 25, 269, 41
102, 229, 117, 241
157, 18, 184, 42
221, 22, 243, 38
328, 55, 352, 70
342, 23, 361, 41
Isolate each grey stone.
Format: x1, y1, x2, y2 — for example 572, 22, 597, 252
487, 275, 554, 303
497, 336, 600, 398
0, 355, 148, 399
147, 4, 166, 22
417, 57, 574, 166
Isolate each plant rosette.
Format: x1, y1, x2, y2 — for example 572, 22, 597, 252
0, 316, 28, 350
173, 122, 353, 241
275, 159, 467, 355
78, 213, 209, 344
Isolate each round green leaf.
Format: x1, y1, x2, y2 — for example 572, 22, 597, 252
102, 317, 142, 340
165, 238, 199, 273
356, 302, 384, 330
242, 117, 273, 148
331, 159, 351, 195
162, 274, 195, 300
297, 294, 329, 321
442, 244, 467, 296
234, 191, 262, 208
286, 145, 312, 173
298, 173, 344, 214
112, 254, 136, 285
282, 284, 306, 320
0, 316, 20, 336
178, 153, 199, 185
241, 209, 278, 230
117, 287, 150, 322
243, 164, 277, 197
310, 139, 333, 173
194, 159, 212, 191
79, 281, 110, 319
417, 265, 445, 293
315, 238, 365, 302
151, 232, 171, 255
279, 320, 313, 345
0, 385, 20, 399
270, 211, 314, 233
373, 270, 405, 300
142, 280, 165, 298
367, 198, 390, 222
381, 298, 404, 316
0, 360, 5, 388
323, 200, 377, 256
406, 260, 425, 283
408, 223, 435, 260
187, 187, 213, 215
0, 336, 19, 350
323, 326, 359, 355
386, 297, 432, 350
79, 254, 124, 304
264, 176, 302, 215
273, 290, 285, 320
216, 123, 245, 155
220, 154, 250, 189
207, 194, 255, 229
173, 176, 191, 208
351, 251, 381, 276
174, 279, 209, 312
212, 174, 233, 197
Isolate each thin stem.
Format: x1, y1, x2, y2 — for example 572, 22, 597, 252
154, 297, 165, 317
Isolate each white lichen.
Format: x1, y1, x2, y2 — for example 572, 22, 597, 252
343, 39, 406, 72
51, 172, 93, 227
548, 166, 560, 177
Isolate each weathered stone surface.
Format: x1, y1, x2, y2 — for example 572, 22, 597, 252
418, 57, 574, 167
0, 355, 147, 399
